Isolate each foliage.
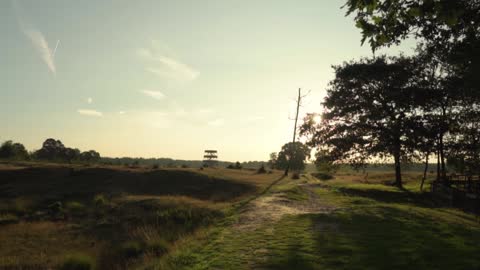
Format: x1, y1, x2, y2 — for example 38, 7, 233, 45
314, 149, 337, 173
312, 172, 334, 181
302, 56, 423, 187
30, 138, 100, 163
276, 142, 310, 172
0, 140, 29, 160
257, 164, 267, 174
60, 254, 95, 270
268, 152, 277, 169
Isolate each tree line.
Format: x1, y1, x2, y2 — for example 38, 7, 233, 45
299, 0, 480, 188
0, 138, 269, 168
0, 138, 100, 163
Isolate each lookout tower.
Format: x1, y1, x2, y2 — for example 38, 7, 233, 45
203, 150, 218, 167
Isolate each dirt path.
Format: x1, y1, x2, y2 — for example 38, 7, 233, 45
233, 177, 336, 231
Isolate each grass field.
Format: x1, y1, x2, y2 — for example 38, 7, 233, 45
0, 163, 282, 269
153, 171, 480, 270
1, 163, 479, 270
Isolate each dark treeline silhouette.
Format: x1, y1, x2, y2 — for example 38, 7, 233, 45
0, 138, 267, 168
0, 138, 100, 164
301, 0, 480, 188
101, 157, 266, 169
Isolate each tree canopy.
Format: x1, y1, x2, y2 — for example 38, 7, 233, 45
276, 142, 310, 172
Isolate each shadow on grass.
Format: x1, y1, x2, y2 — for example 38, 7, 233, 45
0, 167, 256, 203
310, 206, 480, 270
335, 186, 444, 208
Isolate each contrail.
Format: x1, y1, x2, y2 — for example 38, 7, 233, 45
52, 39, 60, 57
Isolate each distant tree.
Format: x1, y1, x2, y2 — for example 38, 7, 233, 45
235, 161, 242, 169
314, 149, 336, 173
35, 138, 66, 160
276, 142, 310, 172
64, 148, 81, 163
257, 164, 267, 174
267, 152, 277, 170
79, 150, 101, 163
0, 140, 29, 160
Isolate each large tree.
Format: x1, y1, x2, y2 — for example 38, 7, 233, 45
344, 0, 480, 93
276, 142, 310, 172
302, 56, 423, 187
0, 140, 29, 160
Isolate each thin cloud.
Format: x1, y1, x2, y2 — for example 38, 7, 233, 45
13, 2, 56, 75
208, 118, 225, 127
77, 109, 103, 117
87, 97, 93, 104
140, 90, 165, 100
138, 43, 199, 81
244, 116, 265, 123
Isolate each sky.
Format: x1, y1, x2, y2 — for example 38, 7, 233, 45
1, 0, 416, 161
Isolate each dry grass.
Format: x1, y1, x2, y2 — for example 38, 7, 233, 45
0, 163, 282, 269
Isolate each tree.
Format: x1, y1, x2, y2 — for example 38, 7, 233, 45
314, 149, 337, 173
276, 142, 310, 172
79, 150, 101, 163
0, 140, 29, 160
344, 0, 480, 94
35, 138, 66, 160
302, 56, 423, 187
268, 152, 277, 170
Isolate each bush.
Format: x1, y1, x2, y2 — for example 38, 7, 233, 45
0, 213, 19, 225
93, 194, 108, 207
120, 241, 144, 259
60, 254, 95, 270
146, 239, 169, 255
312, 172, 334, 181
66, 201, 86, 216
257, 164, 267, 174
291, 172, 300, 179
152, 164, 160, 169
181, 164, 189, 168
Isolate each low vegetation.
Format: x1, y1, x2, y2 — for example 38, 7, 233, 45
0, 163, 282, 269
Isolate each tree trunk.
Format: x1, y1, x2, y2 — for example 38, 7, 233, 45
421, 152, 429, 191
437, 147, 441, 181
439, 134, 446, 180
285, 88, 302, 176
393, 149, 402, 188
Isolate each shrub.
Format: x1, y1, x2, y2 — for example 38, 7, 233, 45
60, 254, 95, 270
152, 164, 160, 169
0, 213, 19, 225
226, 164, 235, 169
120, 241, 144, 259
66, 201, 86, 216
312, 172, 334, 181
257, 164, 267, 174
181, 164, 189, 168
93, 194, 107, 207
291, 172, 300, 179
146, 239, 169, 255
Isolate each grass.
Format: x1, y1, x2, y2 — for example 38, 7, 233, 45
157, 172, 480, 270
0, 163, 282, 269
1, 164, 479, 269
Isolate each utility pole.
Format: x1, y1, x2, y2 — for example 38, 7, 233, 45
285, 88, 302, 176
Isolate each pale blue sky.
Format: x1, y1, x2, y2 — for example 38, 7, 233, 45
1, 0, 415, 161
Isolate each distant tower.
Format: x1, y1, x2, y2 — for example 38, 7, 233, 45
203, 150, 218, 167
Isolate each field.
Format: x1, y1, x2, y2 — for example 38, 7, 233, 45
0, 163, 281, 269
1, 163, 479, 270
